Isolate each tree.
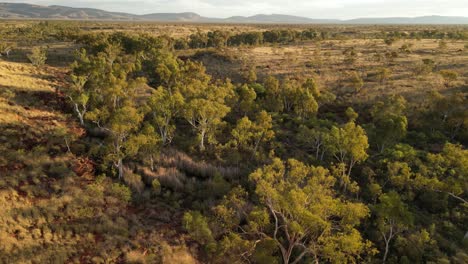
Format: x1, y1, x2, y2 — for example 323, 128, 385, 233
296, 124, 330, 161
27, 47, 47, 67
132, 123, 161, 171
236, 84, 257, 116
302, 78, 320, 98
189, 30, 208, 49
147, 86, 184, 145
184, 81, 233, 151
369, 95, 408, 152
183, 211, 216, 252
67, 74, 89, 126
327, 121, 369, 177
279, 78, 319, 118
417, 143, 468, 205
214, 159, 373, 264
229, 110, 274, 157
74, 43, 149, 179
345, 107, 358, 122
263, 76, 283, 113
374, 192, 413, 263
88, 105, 144, 179
423, 91, 467, 140
207, 30, 231, 48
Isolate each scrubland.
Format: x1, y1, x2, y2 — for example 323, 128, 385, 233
0, 21, 467, 264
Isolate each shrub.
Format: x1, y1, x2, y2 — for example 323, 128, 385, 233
182, 211, 216, 253
439, 70, 458, 86
109, 183, 132, 203
125, 250, 147, 264
152, 179, 161, 195
27, 47, 47, 67
123, 172, 145, 193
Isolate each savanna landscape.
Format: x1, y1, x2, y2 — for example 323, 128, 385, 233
0, 2, 467, 264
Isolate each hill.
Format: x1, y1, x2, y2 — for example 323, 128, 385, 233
0, 3, 137, 20
1, 3, 468, 24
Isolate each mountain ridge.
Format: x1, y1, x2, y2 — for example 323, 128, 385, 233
1, 3, 468, 24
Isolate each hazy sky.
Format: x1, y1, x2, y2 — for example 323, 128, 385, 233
8, 0, 468, 19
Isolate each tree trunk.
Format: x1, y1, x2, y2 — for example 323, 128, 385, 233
382, 226, 393, 264
117, 158, 124, 179
383, 239, 390, 264
199, 129, 206, 151
150, 155, 155, 171
64, 138, 71, 153
73, 103, 85, 126
281, 248, 291, 264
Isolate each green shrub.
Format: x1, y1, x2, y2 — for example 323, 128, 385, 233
27, 47, 47, 67
182, 211, 216, 253
152, 179, 161, 195
110, 183, 132, 203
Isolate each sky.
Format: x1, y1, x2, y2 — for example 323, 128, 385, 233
6, 0, 468, 19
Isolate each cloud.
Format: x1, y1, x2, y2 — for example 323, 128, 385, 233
5, 0, 468, 18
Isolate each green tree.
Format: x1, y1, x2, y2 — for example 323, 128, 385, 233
214, 159, 372, 264
280, 78, 319, 118
229, 110, 274, 157
327, 121, 369, 178
263, 75, 283, 112
147, 86, 184, 145
417, 143, 468, 205
183, 211, 216, 252
88, 105, 144, 179
423, 91, 467, 140
236, 84, 257, 116
296, 125, 330, 161
184, 81, 233, 151
67, 74, 89, 126
369, 95, 408, 152
374, 192, 413, 263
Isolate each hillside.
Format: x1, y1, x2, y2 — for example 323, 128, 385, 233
1, 3, 468, 24
0, 60, 197, 263
0, 3, 137, 20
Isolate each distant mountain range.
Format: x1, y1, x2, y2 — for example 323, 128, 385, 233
2, 3, 468, 24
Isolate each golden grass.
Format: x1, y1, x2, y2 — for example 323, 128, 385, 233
0, 61, 56, 92
200, 38, 468, 103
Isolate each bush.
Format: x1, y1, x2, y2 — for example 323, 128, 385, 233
152, 179, 161, 195
27, 47, 47, 67
123, 172, 145, 193
109, 183, 132, 203
182, 211, 216, 253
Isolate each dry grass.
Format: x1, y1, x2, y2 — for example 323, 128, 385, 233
195, 39, 468, 103
0, 61, 56, 92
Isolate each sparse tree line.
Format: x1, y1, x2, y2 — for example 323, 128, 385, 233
175, 29, 468, 50
60, 30, 468, 264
